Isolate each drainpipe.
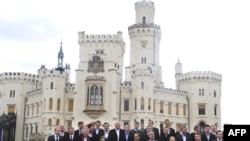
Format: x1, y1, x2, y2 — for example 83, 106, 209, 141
22, 97, 28, 141
119, 88, 121, 122
186, 95, 190, 132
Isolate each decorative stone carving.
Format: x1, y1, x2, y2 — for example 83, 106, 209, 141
87, 55, 104, 74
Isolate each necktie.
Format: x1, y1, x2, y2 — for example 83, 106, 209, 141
56, 136, 59, 141
70, 135, 73, 141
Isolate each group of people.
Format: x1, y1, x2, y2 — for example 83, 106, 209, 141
47, 119, 224, 141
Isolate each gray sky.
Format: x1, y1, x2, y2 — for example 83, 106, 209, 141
0, 0, 250, 127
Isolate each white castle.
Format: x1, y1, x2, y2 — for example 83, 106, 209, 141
0, 0, 222, 141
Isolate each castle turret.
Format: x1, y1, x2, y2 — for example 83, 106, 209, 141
175, 59, 182, 90
56, 40, 64, 71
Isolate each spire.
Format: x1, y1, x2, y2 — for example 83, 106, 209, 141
57, 39, 64, 70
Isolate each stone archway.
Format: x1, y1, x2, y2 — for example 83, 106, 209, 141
199, 121, 206, 134
0, 113, 16, 141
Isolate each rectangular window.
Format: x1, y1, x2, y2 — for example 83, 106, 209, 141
176, 103, 179, 115
198, 104, 205, 115
214, 90, 216, 97
168, 103, 172, 114
183, 105, 186, 116
8, 105, 15, 114
68, 100, 74, 112
124, 100, 129, 111
153, 101, 156, 112
214, 105, 217, 116
160, 102, 164, 113
68, 121, 72, 131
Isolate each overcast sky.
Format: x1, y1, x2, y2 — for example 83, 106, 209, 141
0, 0, 250, 128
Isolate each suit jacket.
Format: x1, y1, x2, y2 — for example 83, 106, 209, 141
176, 134, 190, 141
152, 127, 160, 141
160, 134, 171, 141
124, 132, 133, 141
61, 131, 70, 138
187, 132, 197, 141
201, 133, 216, 141
93, 128, 105, 141
129, 129, 143, 136
147, 139, 159, 141
77, 136, 93, 141
108, 128, 126, 141
160, 127, 175, 137
212, 139, 224, 141
62, 134, 77, 141
47, 135, 63, 141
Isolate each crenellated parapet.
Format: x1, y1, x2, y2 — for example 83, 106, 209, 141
0, 72, 40, 82
131, 69, 154, 78
41, 70, 68, 79
135, 0, 155, 10
66, 83, 75, 91
85, 75, 106, 81
78, 31, 124, 43
176, 71, 222, 82
120, 82, 132, 89
128, 23, 160, 31
154, 86, 188, 96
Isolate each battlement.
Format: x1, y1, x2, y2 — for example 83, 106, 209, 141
154, 86, 188, 96
0, 72, 40, 82
41, 70, 68, 79
176, 71, 222, 82
85, 75, 106, 81
128, 23, 160, 31
135, 0, 155, 9
78, 31, 123, 43
66, 83, 75, 91
120, 82, 132, 88
131, 69, 154, 78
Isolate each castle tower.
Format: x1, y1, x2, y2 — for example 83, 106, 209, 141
74, 31, 125, 127
56, 41, 64, 71
126, 0, 162, 127
176, 71, 222, 131
175, 59, 182, 90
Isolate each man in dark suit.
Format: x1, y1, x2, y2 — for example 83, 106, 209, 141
147, 131, 159, 141
93, 120, 104, 141
147, 119, 160, 140
74, 121, 84, 140
48, 127, 63, 141
77, 127, 93, 141
160, 127, 171, 141
160, 119, 175, 137
124, 124, 133, 141
212, 130, 223, 141
194, 133, 202, 141
60, 124, 70, 138
176, 126, 189, 141
133, 133, 141, 141
63, 127, 77, 141
108, 121, 126, 141
103, 122, 110, 140
201, 125, 216, 141
129, 122, 142, 137
88, 124, 97, 141
188, 125, 200, 141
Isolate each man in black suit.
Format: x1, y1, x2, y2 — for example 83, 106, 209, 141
176, 126, 189, 141
47, 127, 63, 141
160, 119, 175, 137
103, 122, 110, 140
124, 124, 133, 141
212, 130, 223, 141
77, 127, 93, 141
201, 125, 216, 141
108, 121, 126, 141
147, 119, 160, 141
129, 122, 142, 137
133, 133, 141, 141
147, 131, 159, 141
88, 124, 97, 141
63, 127, 77, 141
188, 125, 200, 141
93, 120, 104, 141
74, 121, 84, 140
60, 124, 70, 138
160, 127, 171, 141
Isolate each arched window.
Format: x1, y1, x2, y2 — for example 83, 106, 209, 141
141, 57, 144, 63
10, 90, 12, 97
141, 119, 144, 130
49, 98, 53, 111
90, 87, 95, 105
144, 57, 146, 63
56, 119, 60, 126
13, 90, 15, 97
44, 99, 46, 111
95, 87, 99, 104
141, 97, 144, 110
57, 98, 60, 111
199, 121, 206, 134
48, 119, 52, 126
148, 98, 151, 110
87, 87, 89, 105
50, 82, 53, 89
141, 81, 144, 89
142, 16, 146, 24
100, 87, 103, 105
134, 98, 137, 111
